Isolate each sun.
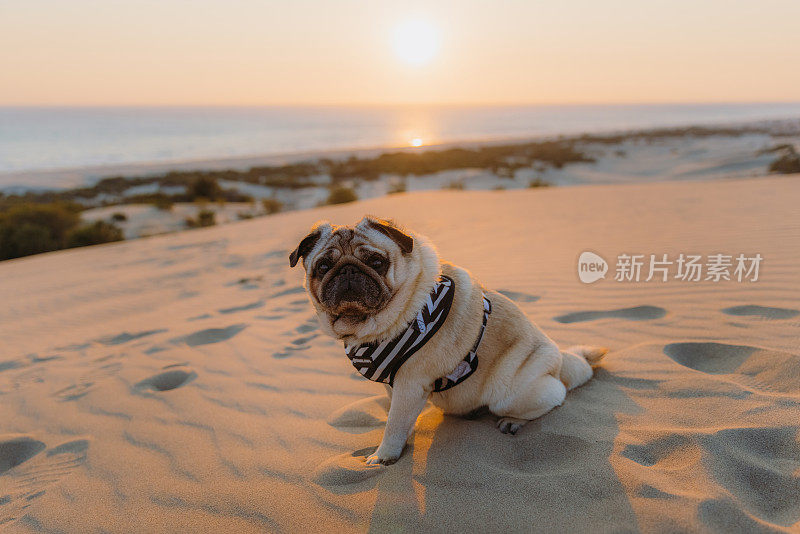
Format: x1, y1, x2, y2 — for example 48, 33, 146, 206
410, 137, 423, 147
392, 19, 440, 65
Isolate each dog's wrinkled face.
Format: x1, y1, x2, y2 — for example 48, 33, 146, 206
289, 217, 414, 338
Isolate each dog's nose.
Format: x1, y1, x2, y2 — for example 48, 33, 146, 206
339, 264, 359, 279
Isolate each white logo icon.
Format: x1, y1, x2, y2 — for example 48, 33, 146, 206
578, 251, 608, 284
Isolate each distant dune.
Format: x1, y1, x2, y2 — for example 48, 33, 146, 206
1, 175, 799, 532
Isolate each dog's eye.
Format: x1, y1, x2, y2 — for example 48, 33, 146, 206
369, 257, 386, 270
316, 261, 331, 275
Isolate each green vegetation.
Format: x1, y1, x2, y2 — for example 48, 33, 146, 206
66, 221, 124, 248
261, 197, 283, 214
4, 124, 800, 215
0, 138, 595, 210
189, 176, 223, 201
325, 141, 591, 181
185, 209, 216, 228
576, 124, 780, 145
769, 152, 800, 174
0, 203, 123, 260
325, 186, 359, 205
761, 144, 800, 174
0, 123, 794, 259
153, 194, 174, 211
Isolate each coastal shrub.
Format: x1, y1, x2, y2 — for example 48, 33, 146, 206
528, 178, 551, 188
198, 210, 216, 226
220, 189, 253, 203
126, 192, 174, 210
443, 181, 465, 190
111, 212, 127, 222
190, 176, 223, 201
769, 154, 800, 174
325, 141, 592, 182
767, 146, 800, 174
153, 195, 174, 210
185, 209, 216, 228
262, 197, 283, 214
0, 222, 57, 260
0, 203, 81, 259
0, 202, 123, 260
66, 221, 124, 248
326, 186, 358, 205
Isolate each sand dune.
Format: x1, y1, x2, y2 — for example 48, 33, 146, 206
1, 175, 799, 532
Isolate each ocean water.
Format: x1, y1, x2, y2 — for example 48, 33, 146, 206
1, 103, 799, 183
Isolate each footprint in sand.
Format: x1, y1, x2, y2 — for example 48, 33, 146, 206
622, 426, 800, 528
721, 304, 799, 320
271, 340, 316, 359
0, 437, 46, 474
272, 286, 306, 298
295, 318, 319, 334
52, 354, 124, 401
0, 437, 89, 528
227, 276, 264, 291
222, 255, 246, 269
135, 365, 197, 392
218, 301, 265, 314
173, 324, 247, 347
0, 361, 23, 373
311, 447, 385, 491
664, 342, 800, 395
701, 426, 800, 528
554, 305, 666, 324
621, 434, 700, 470
271, 328, 320, 358
258, 314, 287, 321
327, 395, 390, 433
290, 334, 318, 346
663, 343, 754, 375
98, 329, 167, 346
497, 290, 540, 303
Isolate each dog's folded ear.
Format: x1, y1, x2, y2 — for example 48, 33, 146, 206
289, 229, 322, 268
367, 218, 413, 254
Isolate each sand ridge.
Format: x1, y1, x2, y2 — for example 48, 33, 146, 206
1, 175, 799, 532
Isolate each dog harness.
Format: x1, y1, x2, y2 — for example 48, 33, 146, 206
344, 275, 492, 392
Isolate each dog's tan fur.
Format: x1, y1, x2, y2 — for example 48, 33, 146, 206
291, 217, 607, 464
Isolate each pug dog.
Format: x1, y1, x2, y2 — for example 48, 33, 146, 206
289, 217, 607, 465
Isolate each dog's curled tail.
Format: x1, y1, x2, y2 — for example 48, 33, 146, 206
559, 345, 609, 391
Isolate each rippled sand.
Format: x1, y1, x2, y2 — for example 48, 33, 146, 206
1, 174, 799, 532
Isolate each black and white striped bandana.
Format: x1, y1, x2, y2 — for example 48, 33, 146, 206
344, 275, 492, 392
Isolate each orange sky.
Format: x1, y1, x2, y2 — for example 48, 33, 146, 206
1, 0, 799, 106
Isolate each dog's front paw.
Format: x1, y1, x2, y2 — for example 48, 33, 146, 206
497, 416, 528, 435
365, 445, 402, 465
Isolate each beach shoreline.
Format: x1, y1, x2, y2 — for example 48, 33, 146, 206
2, 117, 799, 192
1, 119, 798, 250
